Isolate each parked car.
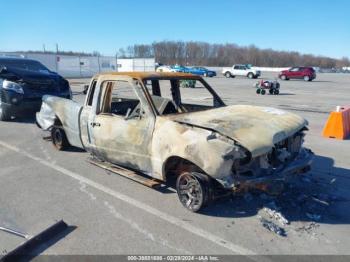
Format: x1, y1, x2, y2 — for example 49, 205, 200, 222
0, 57, 72, 121
170, 65, 190, 73
279, 67, 316, 81
188, 67, 216, 77
36, 72, 313, 212
222, 64, 261, 79
156, 65, 173, 72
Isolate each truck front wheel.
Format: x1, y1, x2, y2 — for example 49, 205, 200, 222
51, 126, 69, 151
176, 172, 212, 212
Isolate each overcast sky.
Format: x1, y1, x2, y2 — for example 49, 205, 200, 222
1, 0, 349, 58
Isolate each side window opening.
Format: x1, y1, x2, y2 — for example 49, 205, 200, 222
144, 78, 224, 115
99, 80, 142, 118
87, 80, 97, 106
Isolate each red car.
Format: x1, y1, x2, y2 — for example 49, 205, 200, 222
279, 67, 316, 81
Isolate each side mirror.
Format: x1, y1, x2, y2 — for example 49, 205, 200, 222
83, 85, 89, 94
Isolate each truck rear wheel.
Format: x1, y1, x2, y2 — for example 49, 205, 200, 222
176, 172, 211, 212
51, 127, 69, 151
248, 73, 254, 79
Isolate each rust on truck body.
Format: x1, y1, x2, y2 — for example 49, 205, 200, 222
36, 72, 313, 194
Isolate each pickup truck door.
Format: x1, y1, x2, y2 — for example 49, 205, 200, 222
88, 77, 155, 174
80, 79, 97, 152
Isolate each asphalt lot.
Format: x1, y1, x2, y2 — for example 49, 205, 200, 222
0, 72, 350, 257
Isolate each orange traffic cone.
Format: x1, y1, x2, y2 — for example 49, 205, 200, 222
323, 106, 350, 140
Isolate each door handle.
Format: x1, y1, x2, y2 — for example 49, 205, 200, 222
91, 122, 101, 127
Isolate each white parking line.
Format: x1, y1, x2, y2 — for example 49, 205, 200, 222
0, 140, 256, 255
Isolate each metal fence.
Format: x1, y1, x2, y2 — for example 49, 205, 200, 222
0, 52, 155, 78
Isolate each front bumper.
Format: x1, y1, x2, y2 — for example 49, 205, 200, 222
1, 89, 70, 118
1, 99, 42, 118
233, 148, 314, 191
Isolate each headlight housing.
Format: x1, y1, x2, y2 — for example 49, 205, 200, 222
2, 80, 24, 94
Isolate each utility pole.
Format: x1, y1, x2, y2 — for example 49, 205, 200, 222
43, 44, 46, 53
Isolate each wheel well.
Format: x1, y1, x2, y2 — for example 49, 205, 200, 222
163, 156, 203, 182
163, 156, 226, 193
53, 115, 63, 127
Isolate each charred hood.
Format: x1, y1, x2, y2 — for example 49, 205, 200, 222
169, 105, 307, 157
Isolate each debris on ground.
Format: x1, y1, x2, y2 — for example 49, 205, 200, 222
296, 222, 320, 234
263, 207, 290, 226
259, 217, 286, 237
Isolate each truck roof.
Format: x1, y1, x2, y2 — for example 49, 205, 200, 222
95, 71, 201, 80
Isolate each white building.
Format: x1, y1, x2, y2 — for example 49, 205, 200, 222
0, 52, 155, 78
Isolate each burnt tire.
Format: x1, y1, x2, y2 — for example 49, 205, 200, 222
51, 127, 69, 151
176, 172, 211, 212
0, 104, 11, 121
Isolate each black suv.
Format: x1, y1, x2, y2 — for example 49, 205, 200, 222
0, 57, 72, 121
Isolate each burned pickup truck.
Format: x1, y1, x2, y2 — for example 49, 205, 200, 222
36, 72, 313, 212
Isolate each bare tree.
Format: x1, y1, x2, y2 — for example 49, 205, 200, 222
120, 41, 349, 68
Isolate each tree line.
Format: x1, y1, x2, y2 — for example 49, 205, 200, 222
118, 41, 350, 68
